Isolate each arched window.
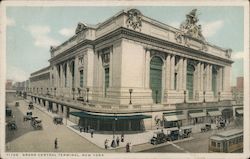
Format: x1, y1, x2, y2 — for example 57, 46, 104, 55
64, 64, 67, 87
187, 64, 195, 100
150, 56, 163, 104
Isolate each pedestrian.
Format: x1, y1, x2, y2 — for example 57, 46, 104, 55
126, 143, 130, 152
54, 138, 58, 149
104, 139, 108, 149
116, 136, 120, 146
91, 129, 94, 138
86, 125, 89, 133
129, 142, 132, 152
121, 133, 124, 142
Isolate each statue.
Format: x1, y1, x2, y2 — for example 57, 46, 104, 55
175, 9, 207, 50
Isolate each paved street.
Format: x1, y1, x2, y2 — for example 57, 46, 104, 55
5, 94, 243, 153
6, 95, 104, 152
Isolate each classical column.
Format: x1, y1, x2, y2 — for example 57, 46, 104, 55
74, 57, 79, 88
145, 49, 150, 88
60, 64, 64, 88
200, 62, 204, 92
209, 65, 212, 91
109, 47, 113, 87
170, 55, 175, 90
67, 61, 71, 88
178, 57, 184, 90
183, 58, 187, 90
196, 62, 201, 91
205, 64, 209, 91
165, 54, 171, 89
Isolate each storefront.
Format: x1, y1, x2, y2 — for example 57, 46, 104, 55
69, 111, 151, 133
188, 110, 206, 125
207, 109, 222, 124
163, 111, 185, 128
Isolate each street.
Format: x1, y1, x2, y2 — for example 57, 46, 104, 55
6, 94, 104, 152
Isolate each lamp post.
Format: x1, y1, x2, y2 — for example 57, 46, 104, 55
111, 113, 118, 148
129, 89, 133, 104
72, 87, 75, 100
203, 91, 206, 103
184, 90, 186, 103
155, 90, 158, 104
54, 87, 56, 97
86, 88, 89, 102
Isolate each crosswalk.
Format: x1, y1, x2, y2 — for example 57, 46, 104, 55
168, 142, 190, 153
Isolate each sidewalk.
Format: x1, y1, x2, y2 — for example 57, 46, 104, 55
24, 98, 196, 152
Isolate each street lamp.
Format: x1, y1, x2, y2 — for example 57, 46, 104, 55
203, 91, 206, 103
184, 90, 186, 103
155, 90, 158, 104
129, 89, 133, 104
111, 113, 118, 148
54, 87, 56, 97
72, 87, 75, 100
86, 88, 89, 102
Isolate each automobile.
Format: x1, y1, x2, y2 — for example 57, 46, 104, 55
7, 121, 17, 130
31, 118, 42, 130
23, 112, 33, 121
53, 116, 63, 125
201, 123, 212, 132
150, 131, 169, 145
179, 126, 192, 139
165, 127, 180, 141
28, 102, 34, 110
6, 107, 12, 117
15, 101, 20, 107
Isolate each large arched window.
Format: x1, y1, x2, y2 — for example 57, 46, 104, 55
64, 64, 67, 87
212, 66, 218, 97
150, 56, 163, 104
187, 64, 195, 100
71, 61, 75, 87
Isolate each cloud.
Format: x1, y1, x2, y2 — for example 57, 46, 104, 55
201, 20, 224, 38
232, 51, 244, 60
59, 27, 75, 37
6, 17, 16, 27
27, 25, 60, 48
7, 66, 29, 82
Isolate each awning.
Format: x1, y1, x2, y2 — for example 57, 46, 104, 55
164, 115, 186, 121
189, 112, 206, 118
208, 111, 222, 117
69, 111, 152, 120
236, 109, 243, 115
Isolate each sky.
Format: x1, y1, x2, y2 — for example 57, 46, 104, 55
6, 6, 244, 86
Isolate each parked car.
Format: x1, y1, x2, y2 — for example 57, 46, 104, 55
150, 131, 169, 145
6, 107, 12, 117
201, 123, 211, 132
167, 128, 180, 141
53, 116, 63, 125
7, 121, 17, 130
179, 126, 192, 139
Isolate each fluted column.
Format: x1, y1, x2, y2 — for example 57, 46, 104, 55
209, 65, 212, 91
145, 49, 150, 88
74, 57, 79, 88
183, 58, 187, 90
67, 61, 71, 88
170, 55, 175, 90
178, 57, 183, 90
109, 47, 113, 87
196, 62, 201, 91
200, 62, 204, 91
165, 54, 171, 89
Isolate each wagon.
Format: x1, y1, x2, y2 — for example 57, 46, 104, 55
31, 118, 43, 130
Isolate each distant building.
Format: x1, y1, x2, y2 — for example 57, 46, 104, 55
28, 9, 236, 133
232, 77, 244, 104
5, 80, 13, 90
236, 77, 243, 91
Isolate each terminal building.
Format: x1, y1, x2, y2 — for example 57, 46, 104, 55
28, 8, 240, 133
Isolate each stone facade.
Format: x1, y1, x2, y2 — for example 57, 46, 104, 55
28, 9, 235, 132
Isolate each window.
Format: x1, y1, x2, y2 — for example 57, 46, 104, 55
64, 64, 67, 87
174, 73, 177, 90
80, 70, 84, 88
211, 141, 216, 147
104, 67, 109, 97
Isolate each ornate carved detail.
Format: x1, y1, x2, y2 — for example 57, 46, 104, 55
225, 49, 232, 58
75, 22, 88, 34
126, 9, 142, 31
175, 9, 207, 51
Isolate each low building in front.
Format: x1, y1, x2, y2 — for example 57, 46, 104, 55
28, 8, 239, 133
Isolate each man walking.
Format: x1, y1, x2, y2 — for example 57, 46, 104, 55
54, 138, 58, 149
